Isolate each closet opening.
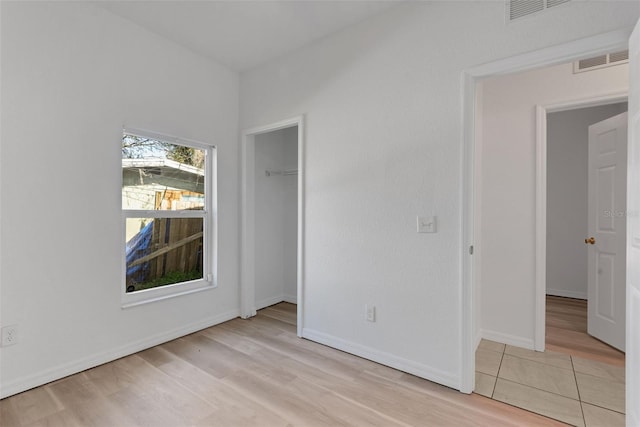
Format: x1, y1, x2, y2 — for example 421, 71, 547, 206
241, 117, 305, 336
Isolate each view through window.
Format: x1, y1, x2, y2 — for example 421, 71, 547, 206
122, 132, 212, 297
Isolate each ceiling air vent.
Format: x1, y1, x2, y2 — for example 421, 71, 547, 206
574, 50, 629, 73
509, 0, 543, 20
546, 0, 571, 8
508, 0, 571, 22
609, 50, 629, 63
578, 55, 608, 69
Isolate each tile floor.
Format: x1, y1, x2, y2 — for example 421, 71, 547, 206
474, 339, 625, 427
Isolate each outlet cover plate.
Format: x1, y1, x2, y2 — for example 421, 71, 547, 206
1, 325, 18, 346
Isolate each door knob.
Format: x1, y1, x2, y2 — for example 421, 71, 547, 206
585, 237, 596, 244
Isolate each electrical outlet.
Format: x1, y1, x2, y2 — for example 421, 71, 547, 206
366, 305, 376, 322
1, 325, 18, 347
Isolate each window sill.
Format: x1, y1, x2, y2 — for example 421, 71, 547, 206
121, 279, 216, 309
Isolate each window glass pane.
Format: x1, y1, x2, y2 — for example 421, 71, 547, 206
122, 134, 205, 211
125, 217, 204, 293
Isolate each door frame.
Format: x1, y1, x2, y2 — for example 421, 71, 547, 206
534, 93, 628, 351
461, 28, 631, 393
241, 116, 305, 337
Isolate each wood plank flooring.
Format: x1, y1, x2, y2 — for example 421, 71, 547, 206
546, 296, 625, 367
1, 302, 566, 426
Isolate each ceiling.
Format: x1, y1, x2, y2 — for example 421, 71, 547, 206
98, 1, 402, 72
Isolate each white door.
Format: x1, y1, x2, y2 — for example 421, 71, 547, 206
626, 17, 640, 427
587, 112, 627, 352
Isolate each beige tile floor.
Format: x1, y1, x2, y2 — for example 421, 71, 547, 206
474, 339, 625, 427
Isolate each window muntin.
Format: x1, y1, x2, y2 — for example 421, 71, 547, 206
121, 130, 215, 306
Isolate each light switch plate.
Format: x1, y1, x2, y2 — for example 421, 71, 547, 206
417, 216, 437, 233
366, 305, 376, 322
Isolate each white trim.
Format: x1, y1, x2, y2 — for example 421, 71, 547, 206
546, 289, 588, 300
534, 91, 627, 351
481, 329, 535, 350
240, 132, 256, 319
628, 287, 640, 427
462, 28, 632, 393
535, 104, 548, 352
255, 294, 298, 310
242, 117, 303, 136
0, 309, 239, 399
544, 92, 629, 113
472, 81, 484, 359
255, 295, 287, 311
474, 332, 483, 352
465, 29, 632, 78
627, 20, 640, 427
121, 282, 215, 309
0, 0, 4, 390
120, 129, 217, 307
241, 116, 305, 337
123, 127, 214, 150
302, 328, 459, 390
255, 294, 298, 311
459, 72, 476, 394
283, 294, 298, 304
296, 122, 306, 338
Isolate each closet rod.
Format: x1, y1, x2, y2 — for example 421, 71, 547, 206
265, 169, 298, 177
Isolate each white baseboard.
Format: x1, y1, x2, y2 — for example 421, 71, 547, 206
255, 295, 287, 310
0, 309, 239, 399
302, 328, 459, 390
282, 294, 297, 304
474, 329, 483, 351
481, 329, 535, 350
256, 293, 298, 309
546, 289, 587, 300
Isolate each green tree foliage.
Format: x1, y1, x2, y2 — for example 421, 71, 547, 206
166, 145, 204, 169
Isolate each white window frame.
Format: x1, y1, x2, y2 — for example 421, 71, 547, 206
121, 128, 217, 308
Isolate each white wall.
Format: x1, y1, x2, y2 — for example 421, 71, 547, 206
546, 102, 628, 300
254, 127, 298, 308
240, 1, 639, 388
480, 62, 629, 348
0, 2, 239, 398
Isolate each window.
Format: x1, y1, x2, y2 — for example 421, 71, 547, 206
121, 129, 216, 307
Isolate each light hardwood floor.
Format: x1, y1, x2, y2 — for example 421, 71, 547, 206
545, 296, 625, 366
0, 302, 566, 427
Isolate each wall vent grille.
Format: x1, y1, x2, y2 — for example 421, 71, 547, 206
574, 50, 629, 73
609, 50, 630, 63
508, 0, 570, 22
546, 0, 571, 8
509, 0, 544, 20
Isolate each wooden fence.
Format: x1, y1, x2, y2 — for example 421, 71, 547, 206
127, 217, 203, 287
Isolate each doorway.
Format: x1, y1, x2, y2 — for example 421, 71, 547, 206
468, 45, 629, 425
543, 101, 628, 357
473, 59, 629, 353
241, 117, 305, 337
475, 86, 624, 425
